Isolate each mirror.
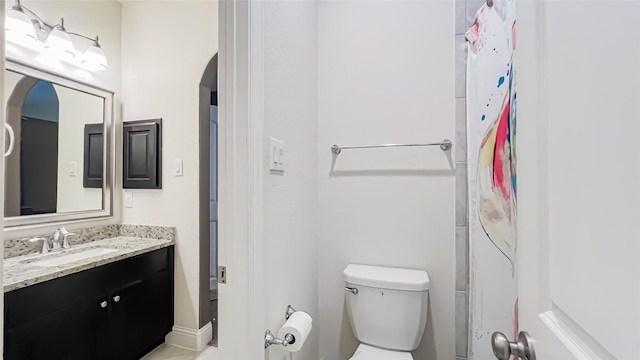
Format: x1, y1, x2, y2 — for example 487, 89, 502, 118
3, 61, 114, 227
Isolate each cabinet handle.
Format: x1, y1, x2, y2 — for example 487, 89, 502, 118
100, 301, 108, 308
113, 295, 121, 303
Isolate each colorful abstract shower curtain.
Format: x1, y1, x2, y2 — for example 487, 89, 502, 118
466, 0, 517, 357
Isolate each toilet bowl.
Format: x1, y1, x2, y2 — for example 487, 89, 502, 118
343, 264, 430, 360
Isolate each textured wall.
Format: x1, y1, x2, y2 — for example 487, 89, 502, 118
262, 0, 319, 359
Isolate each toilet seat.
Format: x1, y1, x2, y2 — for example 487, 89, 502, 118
349, 344, 414, 360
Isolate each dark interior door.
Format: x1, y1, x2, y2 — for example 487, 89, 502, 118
20, 116, 58, 215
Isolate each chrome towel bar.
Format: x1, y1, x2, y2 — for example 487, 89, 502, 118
331, 139, 452, 155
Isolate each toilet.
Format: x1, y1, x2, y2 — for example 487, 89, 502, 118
343, 264, 430, 360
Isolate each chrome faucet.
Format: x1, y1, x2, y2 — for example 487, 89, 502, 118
28, 228, 77, 254
52, 227, 76, 250
59, 227, 76, 249
51, 227, 75, 251
52, 229, 63, 251
29, 237, 50, 254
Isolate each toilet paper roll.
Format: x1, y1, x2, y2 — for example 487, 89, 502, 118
277, 311, 313, 352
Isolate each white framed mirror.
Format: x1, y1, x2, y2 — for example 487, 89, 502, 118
3, 59, 115, 228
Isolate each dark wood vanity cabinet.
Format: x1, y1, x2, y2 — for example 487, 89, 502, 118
4, 246, 174, 360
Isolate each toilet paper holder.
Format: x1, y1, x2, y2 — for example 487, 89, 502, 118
264, 305, 298, 349
264, 330, 295, 349
285, 304, 296, 320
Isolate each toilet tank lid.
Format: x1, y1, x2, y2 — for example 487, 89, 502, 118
343, 264, 429, 291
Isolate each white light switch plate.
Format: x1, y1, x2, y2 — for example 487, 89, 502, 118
125, 192, 133, 208
69, 161, 77, 177
269, 137, 284, 172
174, 159, 184, 176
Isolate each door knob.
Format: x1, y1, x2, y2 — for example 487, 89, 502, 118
100, 300, 108, 308
113, 295, 121, 303
491, 331, 536, 360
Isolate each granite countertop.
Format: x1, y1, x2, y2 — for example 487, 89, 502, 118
4, 236, 174, 293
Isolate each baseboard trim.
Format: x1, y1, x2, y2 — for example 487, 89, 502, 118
165, 322, 213, 351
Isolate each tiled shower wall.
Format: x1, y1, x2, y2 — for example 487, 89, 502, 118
455, 0, 484, 359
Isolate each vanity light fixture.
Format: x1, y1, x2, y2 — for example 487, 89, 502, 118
81, 37, 108, 71
43, 18, 75, 62
5, 4, 37, 46
4, 0, 109, 71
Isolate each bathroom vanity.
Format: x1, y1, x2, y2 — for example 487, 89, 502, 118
1, 26, 176, 360
3, 231, 175, 360
1, 13, 176, 359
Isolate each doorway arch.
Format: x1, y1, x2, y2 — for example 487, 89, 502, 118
5, 77, 59, 217
199, 53, 218, 343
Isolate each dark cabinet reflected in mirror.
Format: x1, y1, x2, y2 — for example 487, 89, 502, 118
4, 69, 105, 218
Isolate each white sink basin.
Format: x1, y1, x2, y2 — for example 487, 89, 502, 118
28, 247, 119, 267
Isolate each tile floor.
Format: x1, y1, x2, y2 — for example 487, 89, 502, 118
141, 344, 218, 360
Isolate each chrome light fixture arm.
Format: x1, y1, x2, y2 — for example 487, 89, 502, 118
18, 5, 98, 46
14, 0, 49, 29
15, 2, 56, 40
67, 32, 101, 47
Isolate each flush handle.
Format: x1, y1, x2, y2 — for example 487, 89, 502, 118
345, 286, 358, 295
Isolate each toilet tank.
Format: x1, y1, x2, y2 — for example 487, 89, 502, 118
343, 264, 430, 352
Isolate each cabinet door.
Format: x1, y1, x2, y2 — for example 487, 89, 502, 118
4, 295, 109, 360
108, 271, 171, 360
83, 123, 104, 188
122, 119, 162, 189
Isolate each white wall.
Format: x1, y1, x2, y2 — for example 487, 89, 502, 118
54, 84, 103, 213
121, 0, 218, 335
262, 1, 318, 359
317, 2, 455, 359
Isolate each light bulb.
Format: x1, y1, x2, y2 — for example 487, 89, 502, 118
44, 27, 76, 63
5, 7, 37, 48
82, 44, 108, 71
